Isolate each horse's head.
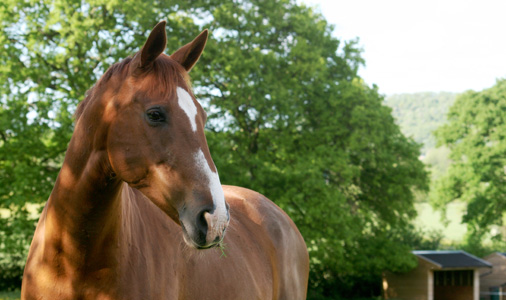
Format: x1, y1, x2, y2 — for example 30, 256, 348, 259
90, 21, 229, 249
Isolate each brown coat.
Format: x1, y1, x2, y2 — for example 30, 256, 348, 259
21, 21, 309, 300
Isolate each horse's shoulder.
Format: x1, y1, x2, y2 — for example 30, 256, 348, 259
222, 185, 279, 217
222, 185, 300, 240
222, 185, 309, 298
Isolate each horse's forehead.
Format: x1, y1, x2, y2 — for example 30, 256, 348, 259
108, 74, 202, 123
133, 85, 199, 113
177, 87, 198, 132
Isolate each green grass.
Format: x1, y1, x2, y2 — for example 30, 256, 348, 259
0, 290, 20, 300
218, 241, 227, 258
415, 201, 467, 243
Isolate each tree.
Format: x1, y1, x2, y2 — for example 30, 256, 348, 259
206, 77, 427, 297
433, 79, 506, 249
1, 0, 428, 297
195, 3, 427, 297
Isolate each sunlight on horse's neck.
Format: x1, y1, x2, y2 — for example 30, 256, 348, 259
44, 99, 123, 267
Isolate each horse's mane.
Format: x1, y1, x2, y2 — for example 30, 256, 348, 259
75, 55, 191, 121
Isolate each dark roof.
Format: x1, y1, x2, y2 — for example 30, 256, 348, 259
413, 250, 492, 269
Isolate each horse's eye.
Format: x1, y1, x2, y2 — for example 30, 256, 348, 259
146, 109, 166, 124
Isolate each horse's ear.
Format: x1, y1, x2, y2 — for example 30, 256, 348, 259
137, 21, 167, 69
170, 29, 208, 72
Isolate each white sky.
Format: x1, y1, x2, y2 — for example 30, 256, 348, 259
300, 0, 506, 95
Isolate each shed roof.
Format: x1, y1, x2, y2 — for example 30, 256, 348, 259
413, 250, 492, 269
484, 252, 506, 260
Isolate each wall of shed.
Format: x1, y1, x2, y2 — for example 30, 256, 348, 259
384, 258, 431, 300
481, 253, 506, 300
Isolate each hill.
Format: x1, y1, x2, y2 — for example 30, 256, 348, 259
385, 92, 467, 243
384, 92, 457, 155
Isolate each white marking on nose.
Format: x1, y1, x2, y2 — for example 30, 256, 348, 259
193, 149, 228, 241
177, 87, 197, 132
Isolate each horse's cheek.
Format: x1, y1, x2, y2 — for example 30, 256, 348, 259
107, 123, 149, 183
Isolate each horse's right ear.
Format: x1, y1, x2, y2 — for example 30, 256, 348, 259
170, 29, 208, 72
131, 21, 167, 71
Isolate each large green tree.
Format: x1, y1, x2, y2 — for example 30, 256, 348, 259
199, 4, 427, 296
433, 79, 506, 251
1, 0, 428, 297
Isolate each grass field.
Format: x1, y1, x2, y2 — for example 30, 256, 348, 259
0, 290, 20, 300
415, 201, 467, 242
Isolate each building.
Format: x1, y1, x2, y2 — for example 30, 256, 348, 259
480, 252, 506, 300
383, 250, 492, 300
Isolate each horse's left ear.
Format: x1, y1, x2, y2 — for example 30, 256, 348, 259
132, 21, 167, 71
170, 30, 208, 72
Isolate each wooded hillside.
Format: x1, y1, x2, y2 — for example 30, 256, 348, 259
385, 92, 457, 154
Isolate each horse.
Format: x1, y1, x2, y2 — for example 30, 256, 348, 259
20, 21, 309, 300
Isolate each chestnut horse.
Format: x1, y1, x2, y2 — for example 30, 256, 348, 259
21, 21, 309, 299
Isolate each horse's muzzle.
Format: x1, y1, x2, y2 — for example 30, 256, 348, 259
180, 205, 229, 249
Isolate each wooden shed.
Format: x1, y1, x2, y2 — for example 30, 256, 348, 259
480, 252, 506, 300
383, 250, 492, 300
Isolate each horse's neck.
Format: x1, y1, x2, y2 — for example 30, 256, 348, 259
43, 116, 123, 272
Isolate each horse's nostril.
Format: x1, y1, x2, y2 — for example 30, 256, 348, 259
191, 208, 226, 248
195, 210, 210, 244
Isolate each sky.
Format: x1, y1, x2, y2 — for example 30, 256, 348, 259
300, 0, 506, 95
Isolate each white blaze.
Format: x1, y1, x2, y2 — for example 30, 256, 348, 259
177, 86, 228, 243
193, 149, 228, 237
177, 87, 197, 132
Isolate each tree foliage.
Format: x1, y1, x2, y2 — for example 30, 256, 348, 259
433, 79, 506, 248
0, 0, 428, 297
